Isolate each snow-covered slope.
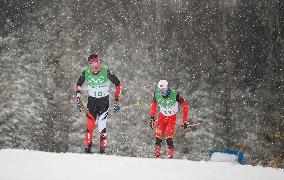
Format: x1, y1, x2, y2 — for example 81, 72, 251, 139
0, 149, 283, 180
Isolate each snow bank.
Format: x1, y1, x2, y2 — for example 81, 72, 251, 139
210, 152, 239, 163
0, 149, 283, 180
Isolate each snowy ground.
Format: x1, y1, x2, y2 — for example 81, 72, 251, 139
0, 149, 283, 180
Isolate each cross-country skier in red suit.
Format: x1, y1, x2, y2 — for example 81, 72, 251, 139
75, 53, 121, 154
150, 80, 191, 158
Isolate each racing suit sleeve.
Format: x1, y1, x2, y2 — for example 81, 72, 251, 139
150, 93, 158, 118
76, 71, 85, 95
177, 93, 189, 124
107, 69, 121, 101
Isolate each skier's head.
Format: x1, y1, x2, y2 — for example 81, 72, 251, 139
88, 53, 102, 73
158, 80, 170, 96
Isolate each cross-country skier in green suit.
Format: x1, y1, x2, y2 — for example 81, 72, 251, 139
75, 53, 122, 154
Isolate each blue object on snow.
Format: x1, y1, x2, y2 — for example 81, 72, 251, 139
210, 149, 245, 165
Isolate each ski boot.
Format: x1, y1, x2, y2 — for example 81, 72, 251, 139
99, 132, 107, 154
84, 143, 92, 154
99, 148, 106, 154
85, 147, 92, 154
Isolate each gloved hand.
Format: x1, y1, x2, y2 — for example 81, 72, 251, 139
181, 122, 189, 129
113, 101, 120, 112
149, 116, 155, 129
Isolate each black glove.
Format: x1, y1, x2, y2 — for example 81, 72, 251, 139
182, 122, 189, 129
149, 116, 155, 129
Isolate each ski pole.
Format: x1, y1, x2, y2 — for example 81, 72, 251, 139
187, 122, 201, 127
74, 102, 85, 112
120, 101, 141, 110
74, 100, 141, 112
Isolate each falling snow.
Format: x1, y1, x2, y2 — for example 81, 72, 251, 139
0, 0, 283, 168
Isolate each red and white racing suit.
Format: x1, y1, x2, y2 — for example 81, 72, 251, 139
150, 91, 188, 158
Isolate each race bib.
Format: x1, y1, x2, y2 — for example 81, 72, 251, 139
88, 84, 110, 98
160, 103, 178, 116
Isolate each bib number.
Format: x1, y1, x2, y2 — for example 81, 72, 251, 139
94, 91, 103, 97
88, 84, 110, 98
160, 103, 178, 116
163, 110, 173, 115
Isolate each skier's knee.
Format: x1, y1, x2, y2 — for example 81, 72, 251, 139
155, 137, 162, 147
100, 128, 106, 134
86, 128, 93, 133
166, 138, 174, 148
86, 111, 96, 121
